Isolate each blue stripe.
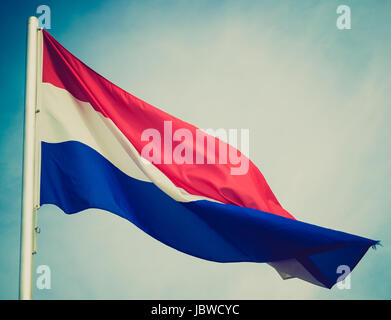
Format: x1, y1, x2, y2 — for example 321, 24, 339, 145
40, 141, 377, 288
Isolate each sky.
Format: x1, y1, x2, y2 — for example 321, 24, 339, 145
0, 0, 390, 299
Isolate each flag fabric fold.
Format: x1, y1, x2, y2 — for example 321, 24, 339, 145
37, 29, 377, 289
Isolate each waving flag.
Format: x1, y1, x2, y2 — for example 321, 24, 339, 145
36, 29, 377, 289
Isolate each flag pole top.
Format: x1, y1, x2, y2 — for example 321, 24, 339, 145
28, 16, 38, 25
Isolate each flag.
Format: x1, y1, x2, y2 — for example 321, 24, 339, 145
37, 29, 378, 289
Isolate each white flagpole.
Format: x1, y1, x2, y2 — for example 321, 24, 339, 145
19, 16, 38, 300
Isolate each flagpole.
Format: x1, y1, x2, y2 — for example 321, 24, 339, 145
19, 16, 38, 300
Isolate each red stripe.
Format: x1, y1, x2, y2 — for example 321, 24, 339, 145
41, 30, 294, 219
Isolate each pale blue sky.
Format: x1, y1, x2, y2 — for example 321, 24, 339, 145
0, 0, 390, 299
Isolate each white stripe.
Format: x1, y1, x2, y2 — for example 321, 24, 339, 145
269, 259, 326, 288
37, 82, 219, 204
